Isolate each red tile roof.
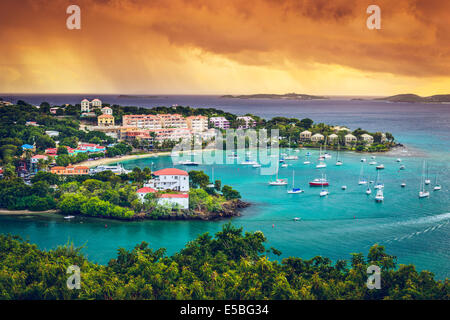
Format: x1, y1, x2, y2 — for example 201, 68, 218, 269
137, 187, 157, 193
153, 168, 188, 176
160, 193, 189, 198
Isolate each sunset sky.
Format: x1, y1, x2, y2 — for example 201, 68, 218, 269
1, 0, 449, 96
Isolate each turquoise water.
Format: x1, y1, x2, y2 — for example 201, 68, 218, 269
0, 98, 448, 278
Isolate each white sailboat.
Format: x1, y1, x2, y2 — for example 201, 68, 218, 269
323, 138, 332, 159
419, 161, 430, 198
287, 170, 304, 194
424, 162, 431, 185
366, 187, 372, 195
316, 161, 327, 168
335, 145, 343, 166
207, 168, 215, 188
358, 163, 368, 185
433, 175, 441, 191
375, 188, 384, 202
374, 171, 384, 189
303, 157, 311, 165
269, 165, 288, 186
319, 175, 329, 197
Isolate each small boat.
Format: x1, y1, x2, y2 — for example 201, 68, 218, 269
433, 175, 441, 191
399, 165, 405, 170
281, 163, 288, 168
335, 146, 343, 166
284, 155, 299, 160
293, 217, 301, 221
269, 167, 287, 186
358, 179, 368, 185
424, 162, 431, 184
371, 156, 376, 159
303, 160, 311, 165
319, 181, 329, 197
376, 164, 385, 170
269, 179, 288, 186
309, 177, 329, 187
361, 158, 367, 162
366, 188, 372, 195
252, 163, 261, 168
369, 161, 377, 165
401, 182, 406, 188
375, 189, 384, 202
178, 160, 199, 166
419, 161, 430, 198
341, 185, 347, 190
241, 160, 258, 165
323, 153, 332, 159
316, 162, 327, 168
374, 171, 384, 189
64, 215, 75, 220
287, 170, 304, 194
396, 158, 401, 162
306, 152, 311, 156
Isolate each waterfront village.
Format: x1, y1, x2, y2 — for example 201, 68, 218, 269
0, 98, 395, 220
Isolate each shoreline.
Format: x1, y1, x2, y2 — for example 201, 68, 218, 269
0, 209, 60, 216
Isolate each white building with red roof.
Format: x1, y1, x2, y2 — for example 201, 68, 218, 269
144, 168, 189, 192
136, 186, 189, 209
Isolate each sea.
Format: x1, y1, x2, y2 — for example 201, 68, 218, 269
0, 94, 448, 279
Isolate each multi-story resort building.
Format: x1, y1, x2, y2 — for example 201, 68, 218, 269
122, 115, 163, 129
186, 115, 208, 132
209, 116, 230, 129
101, 106, 113, 115
236, 116, 256, 129
361, 133, 374, 145
311, 133, 325, 142
136, 187, 189, 209
158, 114, 188, 129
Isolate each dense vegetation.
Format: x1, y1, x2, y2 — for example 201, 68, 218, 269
0, 224, 447, 300
0, 168, 243, 220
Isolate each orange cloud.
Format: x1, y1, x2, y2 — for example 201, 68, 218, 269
0, 0, 449, 94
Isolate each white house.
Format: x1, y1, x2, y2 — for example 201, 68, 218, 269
91, 98, 102, 107
81, 99, 90, 112
345, 134, 357, 145
311, 133, 324, 142
101, 106, 113, 115
144, 168, 189, 192
361, 133, 374, 144
328, 133, 339, 142
300, 130, 312, 141
136, 186, 189, 209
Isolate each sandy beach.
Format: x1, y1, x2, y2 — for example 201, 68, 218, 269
77, 151, 173, 168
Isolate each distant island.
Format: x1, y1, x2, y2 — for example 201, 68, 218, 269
221, 93, 328, 100
118, 95, 161, 99
375, 94, 450, 103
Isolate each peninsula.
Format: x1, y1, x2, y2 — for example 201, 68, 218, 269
221, 93, 328, 100
375, 94, 450, 103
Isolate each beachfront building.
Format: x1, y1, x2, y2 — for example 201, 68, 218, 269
186, 115, 208, 132
98, 114, 115, 127
144, 168, 189, 192
122, 115, 163, 129
50, 165, 89, 175
311, 133, 325, 142
345, 133, 357, 145
158, 114, 188, 129
236, 116, 256, 129
101, 106, 113, 115
154, 128, 192, 142
328, 133, 339, 143
136, 187, 189, 209
209, 117, 230, 129
300, 130, 312, 141
361, 133, 374, 145
332, 126, 351, 133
